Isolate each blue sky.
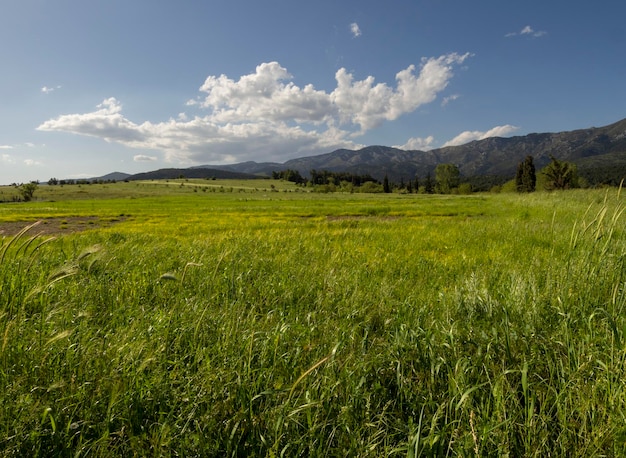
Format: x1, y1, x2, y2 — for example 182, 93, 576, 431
1, 0, 625, 184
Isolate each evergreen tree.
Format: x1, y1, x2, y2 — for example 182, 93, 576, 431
515, 155, 536, 192
383, 174, 391, 193
542, 156, 578, 190
424, 173, 434, 194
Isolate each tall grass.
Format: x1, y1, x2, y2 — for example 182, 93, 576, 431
0, 188, 624, 456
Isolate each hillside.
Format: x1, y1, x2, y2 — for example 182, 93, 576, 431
126, 168, 264, 181
94, 118, 626, 185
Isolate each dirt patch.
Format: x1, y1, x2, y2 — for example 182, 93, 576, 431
326, 215, 402, 221
0, 217, 126, 237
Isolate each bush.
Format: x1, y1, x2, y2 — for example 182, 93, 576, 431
18, 182, 38, 202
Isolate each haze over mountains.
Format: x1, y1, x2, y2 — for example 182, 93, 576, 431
102, 118, 626, 186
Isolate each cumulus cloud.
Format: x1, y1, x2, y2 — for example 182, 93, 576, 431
0, 145, 13, 149
350, 22, 361, 37
2, 154, 15, 163
394, 136, 435, 151
24, 159, 43, 166
39, 98, 147, 145
442, 125, 519, 147
333, 53, 471, 131
38, 55, 471, 164
506, 25, 547, 38
134, 155, 158, 162
194, 62, 334, 126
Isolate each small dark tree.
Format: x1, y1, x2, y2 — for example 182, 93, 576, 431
515, 155, 536, 192
414, 175, 419, 193
424, 173, 434, 194
542, 156, 578, 190
383, 175, 391, 193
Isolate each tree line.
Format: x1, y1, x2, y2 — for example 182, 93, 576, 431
272, 156, 588, 194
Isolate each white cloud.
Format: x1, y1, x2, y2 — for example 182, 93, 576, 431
134, 155, 158, 162
41, 85, 62, 94
38, 55, 471, 164
394, 135, 435, 151
2, 154, 15, 163
39, 98, 147, 145
520, 25, 533, 35
442, 125, 519, 147
506, 25, 547, 38
0, 143, 38, 150
195, 62, 334, 125
333, 53, 471, 131
24, 159, 43, 166
350, 22, 361, 38
442, 94, 460, 106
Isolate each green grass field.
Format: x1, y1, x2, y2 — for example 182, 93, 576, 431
1, 181, 625, 456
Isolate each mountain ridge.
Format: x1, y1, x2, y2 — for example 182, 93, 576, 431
94, 118, 626, 186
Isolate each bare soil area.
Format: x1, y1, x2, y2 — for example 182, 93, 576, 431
0, 217, 125, 237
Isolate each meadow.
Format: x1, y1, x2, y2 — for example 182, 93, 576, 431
0, 180, 625, 456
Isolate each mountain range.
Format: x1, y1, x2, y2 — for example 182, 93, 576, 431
103, 117, 626, 187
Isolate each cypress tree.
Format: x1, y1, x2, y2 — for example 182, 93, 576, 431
516, 155, 536, 192
383, 175, 391, 193
424, 173, 434, 194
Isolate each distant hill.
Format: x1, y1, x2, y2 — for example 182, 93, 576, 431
190, 161, 283, 176
125, 168, 264, 181
90, 171, 132, 182
94, 118, 626, 187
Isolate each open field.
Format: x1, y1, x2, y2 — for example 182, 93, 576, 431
1, 182, 625, 456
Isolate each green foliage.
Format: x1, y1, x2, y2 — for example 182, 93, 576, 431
0, 186, 625, 455
356, 181, 384, 193
542, 156, 579, 190
272, 169, 306, 184
18, 182, 38, 202
458, 182, 473, 194
309, 169, 378, 188
500, 179, 518, 193
435, 163, 460, 193
516, 155, 536, 192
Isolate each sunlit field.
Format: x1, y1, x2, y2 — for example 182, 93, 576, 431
1, 181, 625, 456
